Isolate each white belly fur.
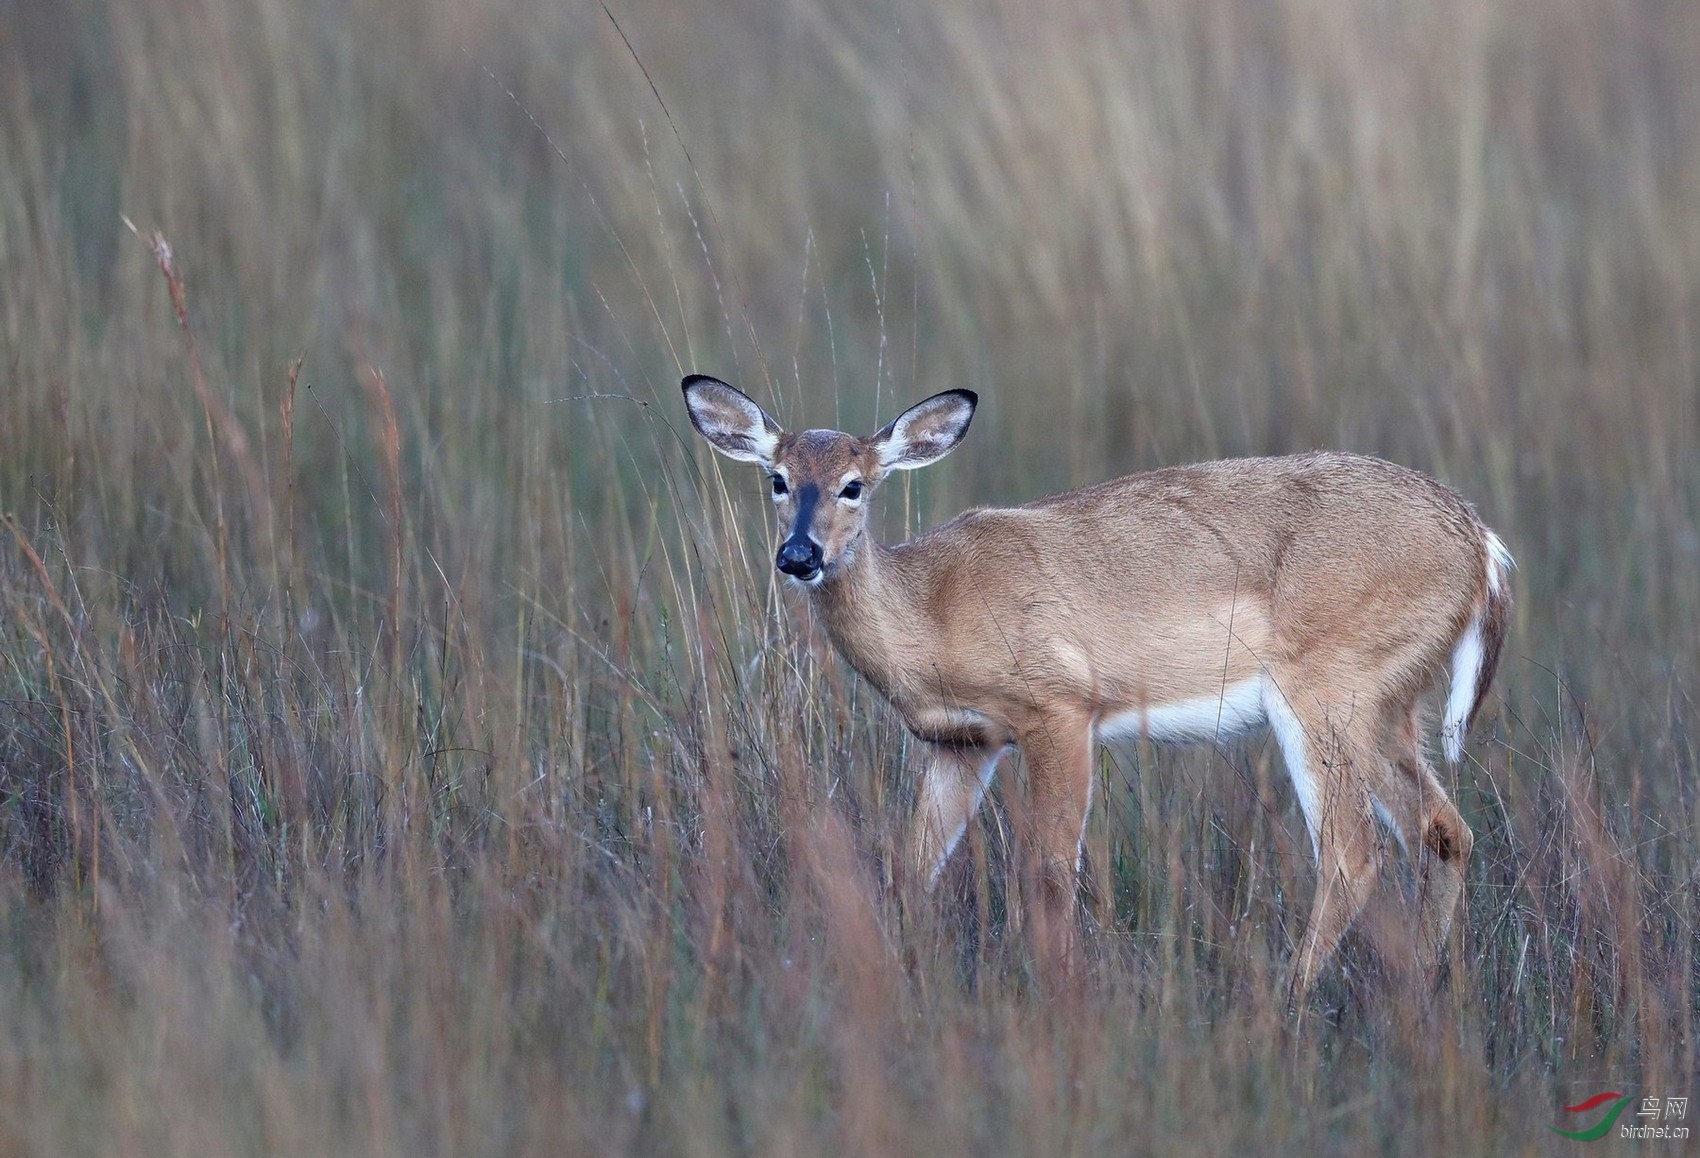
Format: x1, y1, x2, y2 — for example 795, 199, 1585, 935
1094, 675, 1268, 745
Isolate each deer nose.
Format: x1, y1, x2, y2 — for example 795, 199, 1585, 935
776, 537, 823, 580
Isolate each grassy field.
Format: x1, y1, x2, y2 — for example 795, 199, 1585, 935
1, 0, 1696, 1152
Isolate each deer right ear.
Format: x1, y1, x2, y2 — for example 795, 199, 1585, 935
682, 375, 782, 466
872, 389, 978, 472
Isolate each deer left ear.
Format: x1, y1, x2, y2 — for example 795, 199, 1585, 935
682, 374, 783, 466
872, 390, 978, 471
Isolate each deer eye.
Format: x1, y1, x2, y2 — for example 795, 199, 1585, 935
770, 474, 789, 497
839, 480, 864, 501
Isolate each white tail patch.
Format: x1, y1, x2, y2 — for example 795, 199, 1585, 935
1441, 617, 1484, 763
1485, 530, 1515, 596
1442, 531, 1513, 763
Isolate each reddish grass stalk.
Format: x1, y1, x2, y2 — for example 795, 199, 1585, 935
359, 362, 411, 831
280, 354, 303, 639
126, 221, 272, 608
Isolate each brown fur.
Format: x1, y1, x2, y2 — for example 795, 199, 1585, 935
683, 375, 1511, 999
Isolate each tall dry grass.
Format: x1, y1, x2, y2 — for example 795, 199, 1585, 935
0, 0, 1696, 1152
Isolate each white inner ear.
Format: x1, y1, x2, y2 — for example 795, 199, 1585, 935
877, 402, 967, 470
689, 386, 779, 463
709, 415, 778, 463
876, 430, 918, 470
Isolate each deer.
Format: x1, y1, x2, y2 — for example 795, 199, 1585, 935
682, 372, 1513, 1000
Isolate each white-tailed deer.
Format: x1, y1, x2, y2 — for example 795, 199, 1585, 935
683, 373, 1512, 997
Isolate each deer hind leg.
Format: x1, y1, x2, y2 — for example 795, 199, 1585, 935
909, 741, 1009, 890
1373, 704, 1473, 980
1015, 709, 1095, 985
1263, 676, 1383, 1000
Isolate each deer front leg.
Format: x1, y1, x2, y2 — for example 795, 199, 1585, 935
1017, 710, 1095, 987
908, 741, 1008, 890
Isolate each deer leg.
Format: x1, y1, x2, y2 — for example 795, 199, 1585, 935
909, 741, 1008, 890
1265, 678, 1383, 1001
1374, 705, 1473, 981
1017, 709, 1095, 986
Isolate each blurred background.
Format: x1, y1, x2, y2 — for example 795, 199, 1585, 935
0, 0, 1696, 1151
5, 0, 1697, 643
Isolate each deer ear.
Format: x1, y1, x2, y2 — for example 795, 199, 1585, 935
682, 375, 782, 466
872, 390, 977, 471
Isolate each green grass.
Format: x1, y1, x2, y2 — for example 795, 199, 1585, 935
1, 0, 1697, 1152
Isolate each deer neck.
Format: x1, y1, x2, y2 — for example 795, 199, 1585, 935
809, 536, 919, 701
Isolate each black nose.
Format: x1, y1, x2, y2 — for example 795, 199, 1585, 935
776, 537, 823, 580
